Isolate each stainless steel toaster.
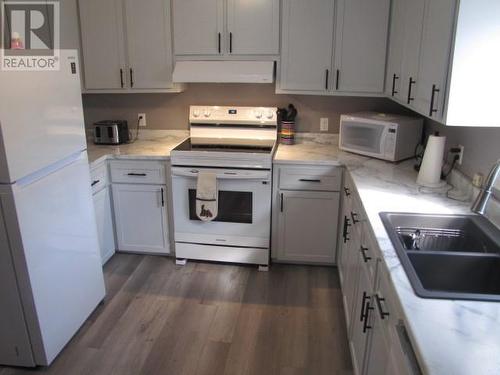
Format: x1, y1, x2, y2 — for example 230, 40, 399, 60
93, 120, 129, 145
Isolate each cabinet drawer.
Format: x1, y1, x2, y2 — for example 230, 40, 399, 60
278, 166, 342, 191
110, 160, 166, 185
90, 163, 108, 194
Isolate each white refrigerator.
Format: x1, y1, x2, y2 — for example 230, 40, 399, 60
0, 51, 106, 367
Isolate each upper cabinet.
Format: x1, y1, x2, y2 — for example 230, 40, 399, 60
279, 0, 335, 92
172, 0, 223, 56
123, 0, 174, 90
278, 0, 390, 96
79, 0, 182, 93
226, 0, 280, 55
387, 0, 500, 126
172, 0, 279, 57
79, 0, 125, 90
333, 0, 390, 93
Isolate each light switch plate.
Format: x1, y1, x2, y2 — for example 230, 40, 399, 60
320, 118, 329, 132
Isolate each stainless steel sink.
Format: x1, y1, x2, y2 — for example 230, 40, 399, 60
380, 213, 500, 302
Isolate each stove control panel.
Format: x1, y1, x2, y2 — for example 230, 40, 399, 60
190, 106, 278, 126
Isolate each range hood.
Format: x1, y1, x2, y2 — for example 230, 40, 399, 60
172, 61, 274, 83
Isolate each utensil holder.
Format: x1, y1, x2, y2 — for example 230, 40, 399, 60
280, 121, 295, 145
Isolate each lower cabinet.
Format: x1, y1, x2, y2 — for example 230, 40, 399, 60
277, 191, 339, 263
349, 247, 373, 375
91, 162, 115, 265
339, 171, 422, 375
272, 164, 342, 264
112, 183, 170, 254
93, 186, 116, 264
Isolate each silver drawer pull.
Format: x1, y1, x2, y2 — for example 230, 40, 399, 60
127, 173, 147, 177
299, 178, 321, 183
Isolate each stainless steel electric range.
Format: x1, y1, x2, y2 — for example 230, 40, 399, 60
170, 106, 278, 270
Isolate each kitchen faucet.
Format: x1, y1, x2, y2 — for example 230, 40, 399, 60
472, 159, 500, 214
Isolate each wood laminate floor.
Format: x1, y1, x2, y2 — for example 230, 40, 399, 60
0, 254, 353, 375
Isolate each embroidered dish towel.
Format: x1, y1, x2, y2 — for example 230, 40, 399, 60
196, 171, 218, 221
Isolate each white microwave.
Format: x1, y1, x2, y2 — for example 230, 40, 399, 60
339, 112, 424, 162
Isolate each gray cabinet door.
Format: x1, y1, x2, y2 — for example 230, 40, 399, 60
342, 197, 363, 333
349, 252, 372, 375
112, 184, 169, 254
124, 0, 174, 89
399, 0, 426, 107
333, 0, 390, 93
280, 0, 335, 91
227, 0, 279, 55
172, 0, 223, 55
93, 186, 115, 265
413, 0, 457, 120
277, 190, 339, 263
79, 0, 126, 90
385, 0, 407, 100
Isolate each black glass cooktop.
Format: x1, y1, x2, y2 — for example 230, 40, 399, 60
173, 137, 275, 153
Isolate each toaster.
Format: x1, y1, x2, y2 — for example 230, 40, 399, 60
93, 120, 130, 145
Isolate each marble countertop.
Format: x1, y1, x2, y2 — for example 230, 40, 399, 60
86, 130, 188, 166
86, 132, 500, 375
274, 133, 342, 166
277, 138, 500, 375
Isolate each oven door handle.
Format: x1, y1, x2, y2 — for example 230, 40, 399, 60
171, 168, 270, 180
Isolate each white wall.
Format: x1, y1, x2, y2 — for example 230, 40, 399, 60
426, 119, 500, 180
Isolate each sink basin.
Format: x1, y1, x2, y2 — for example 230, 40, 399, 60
408, 253, 500, 300
387, 213, 500, 253
380, 212, 500, 302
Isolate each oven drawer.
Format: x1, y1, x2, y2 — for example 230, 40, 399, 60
175, 242, 269, 265
110, 160, 166, 185
278, 166, 342, 192
90, 162, 108, 194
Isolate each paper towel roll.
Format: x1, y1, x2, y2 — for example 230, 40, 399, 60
417, 134, 447, 187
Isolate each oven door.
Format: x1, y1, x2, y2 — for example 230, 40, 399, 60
171, 167, 272, 248
339, 118, 390, 159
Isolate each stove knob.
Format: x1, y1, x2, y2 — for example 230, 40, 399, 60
266, 110, 274, 120
255, 110, 263, 119
193, 109, 200, 118
204, 110, 211, 118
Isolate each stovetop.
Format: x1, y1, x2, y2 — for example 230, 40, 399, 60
173, 137, 275, 154
171, 106, 278, 169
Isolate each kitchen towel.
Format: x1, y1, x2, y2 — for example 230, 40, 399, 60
196, 171, 218, 221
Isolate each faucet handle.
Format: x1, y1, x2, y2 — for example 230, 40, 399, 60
472, 159, 500, 214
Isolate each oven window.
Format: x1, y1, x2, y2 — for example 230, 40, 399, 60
188, 189, 253, 224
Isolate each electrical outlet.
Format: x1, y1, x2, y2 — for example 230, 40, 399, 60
320, 118, 329, 132
457, 144, 464, 165
138, 113, 147, 127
